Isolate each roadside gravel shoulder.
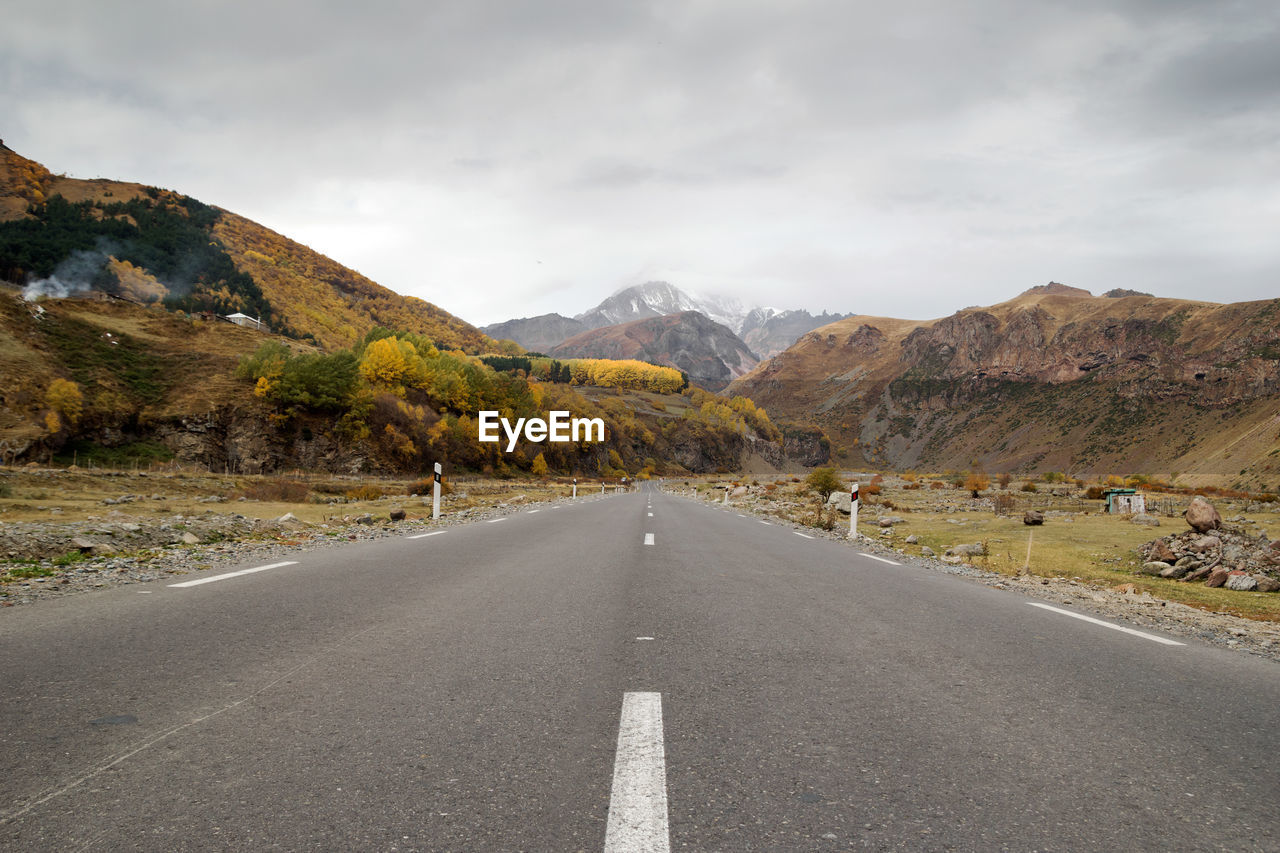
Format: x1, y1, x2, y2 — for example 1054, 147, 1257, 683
675, 490, 1280, 664
0, 495, 607, 608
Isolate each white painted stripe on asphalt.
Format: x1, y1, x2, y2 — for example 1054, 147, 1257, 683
168, 561, 298, 588
527, 509, 540, 514
759, 520, 772, 525
736, 514, 747, 518
487, 518, 506, 524
644, 533, 655, 545
407, 531, 446, 540
604, 692, 670, 853
1027, 602, 1186, 646
647, 512, 653, 517
859, 552, 901, 566
793, 531, 814, 539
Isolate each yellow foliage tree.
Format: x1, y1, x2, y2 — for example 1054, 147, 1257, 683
531, 452, 549, 478
45, 379, 84, 426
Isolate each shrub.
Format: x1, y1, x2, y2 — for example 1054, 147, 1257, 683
239, 478, 309, 503
1020, 481, 1038, 493
346, 484, 384, 501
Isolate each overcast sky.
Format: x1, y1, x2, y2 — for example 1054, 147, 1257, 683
3, 1, 1277, 326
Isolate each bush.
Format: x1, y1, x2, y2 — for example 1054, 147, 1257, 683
345, 484, 384, 501
1084, 485, 1106, 500
239, 478, 310, 503
1020, 481, 1038, 492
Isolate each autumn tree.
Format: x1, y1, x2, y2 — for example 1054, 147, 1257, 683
964, 466, 990, 498
531, 452, 549, 478
45, 378, 84, 427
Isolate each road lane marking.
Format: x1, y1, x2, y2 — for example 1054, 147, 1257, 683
793, 531, 814, 539
487, 518, 506, 524
168, 561, 298, 588
644, 533, 655, 545
527, 509, 540, 514
604, 692, 670, 853
759, 520, 771, 525
736, 514, 747, 518
1027, 602, 1186, 646
859, 552, 901, 565
647, 512, 653, 517
407, 531, 446, 539
636, 637, 655, 641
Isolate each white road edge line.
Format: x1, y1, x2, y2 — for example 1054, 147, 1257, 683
1027, 602, 1186, 646
644, 533, 655, 545
407, 531, 446, 540
527, 509, 540, 514
168, 561, 298, 588
604, 692, 670, 853
793, 531, 814, 539
759, 520, 771, 525
487, 518, 506, 524
858, 552, 901, 565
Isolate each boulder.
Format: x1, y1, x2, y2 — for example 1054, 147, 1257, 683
878, 516, 905, 527
1184, 497, 1221, 533
947, 542, 987, 558
389, 508, 407, 522
1204, 567, 1229, 588
1173, 556, 1202, 570
275, 512, 300, 524
1023, 511, 1044, 526
355, 514, 374, 525
1188, 535, 1221, 553
70, 537, 97, 553
1256, 577, 1280, 593
1159, 564, 1190, 579
1183, 566, 1213, 583
731, 486, 748, 497
920, 546, 935, 557
180, 531, 201, 545
1226, 572, 1258, 592
826, 492, 852, 514
904, 534, 919, 544
1139, 561, 1170, 576
1131, 514, 1160, 527
1148, 539, 1176, 563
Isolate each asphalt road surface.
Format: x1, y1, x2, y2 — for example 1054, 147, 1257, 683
2, 484, 1278, 851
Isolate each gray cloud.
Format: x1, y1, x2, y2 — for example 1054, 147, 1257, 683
2, 1, 1277, 326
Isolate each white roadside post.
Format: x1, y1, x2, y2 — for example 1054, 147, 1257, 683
723, 486, 729, 505
573, 478, 577, 499
602, 482, 606, 495
848, 481, 859, 539
432, 462, 442, 521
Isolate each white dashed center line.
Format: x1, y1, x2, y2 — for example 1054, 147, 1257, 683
604, 692, 670, 853
644, 533, 655, 545
1028, 602, 1186, 646
526, 509, 540, 514
168, 561, 299, 588
758, 520, 771, 525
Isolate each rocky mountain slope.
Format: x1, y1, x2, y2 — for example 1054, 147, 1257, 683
574, 281, 742, 331
481, 312, 586, 353
730, 283, 1280, 488
0, 143, 497, 354
551, 311, 759, 391
740, 307, 851, 359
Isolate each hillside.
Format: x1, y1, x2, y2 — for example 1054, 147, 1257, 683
0, 143, 497, 354
730, 284, 1280, 488
482, 312, 586, 353
551, 311, 759, 392
740, 307, 851, 359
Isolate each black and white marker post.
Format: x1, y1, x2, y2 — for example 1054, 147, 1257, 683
572, 477, 577, 499
432, 462, 442, 521
848, 481, 859, 539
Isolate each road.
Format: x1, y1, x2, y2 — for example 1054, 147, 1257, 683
2, 484, 1277, 851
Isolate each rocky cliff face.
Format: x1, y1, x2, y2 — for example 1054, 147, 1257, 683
731, 286, 1280, 487
552, 311, 759, 391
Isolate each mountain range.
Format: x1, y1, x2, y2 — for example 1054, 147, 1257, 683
730, 283, 1280, 489
482, 280, 849, 384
